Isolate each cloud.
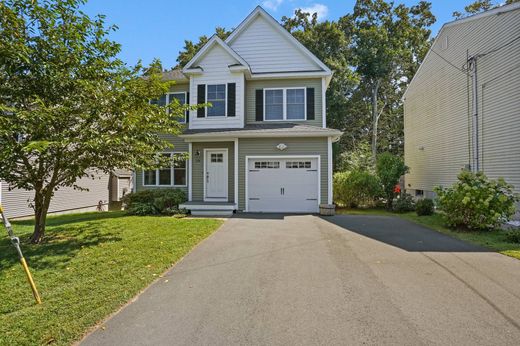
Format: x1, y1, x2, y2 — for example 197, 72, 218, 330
262, 0, 284, 11
297, 3, 329, 20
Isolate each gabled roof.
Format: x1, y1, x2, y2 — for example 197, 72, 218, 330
161, 69, 187, 82
225, 6, 331, 75
403, 2, 520, 99
444, 1, 520, 28
182, 35, 250, 73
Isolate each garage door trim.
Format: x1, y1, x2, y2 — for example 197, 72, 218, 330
245, 155, 321, 212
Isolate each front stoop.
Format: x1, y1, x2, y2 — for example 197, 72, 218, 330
179, 202, 236, 217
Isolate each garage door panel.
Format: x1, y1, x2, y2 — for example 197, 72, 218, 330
247, 157, 319, 213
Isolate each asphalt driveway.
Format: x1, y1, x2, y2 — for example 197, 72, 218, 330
81, 214, 520, 346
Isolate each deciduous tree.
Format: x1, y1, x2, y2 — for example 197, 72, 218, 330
0, 0, 191, 242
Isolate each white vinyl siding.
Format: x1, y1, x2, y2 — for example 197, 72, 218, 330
404, 6, 520, 195
228, 14, 321, 73
0, 172, 109, 219
188, 44, 244, 129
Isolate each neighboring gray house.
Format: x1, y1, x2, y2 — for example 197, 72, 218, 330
404, 3, 520, 199
136, 6, 342, 216
0, 172, 110, 219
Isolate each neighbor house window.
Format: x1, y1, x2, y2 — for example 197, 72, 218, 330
168, 92, 187, 123
264, 88, 306, 121
207, 84, 226, 117
143, 153, 187, 187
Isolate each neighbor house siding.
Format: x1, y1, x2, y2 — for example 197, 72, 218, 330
191, 142, 235, 202
0, 173, 109, 219
245, 78, 323, 127
135, 135, 189, 195
237, 137, 328, 210
404, 7, 520, 194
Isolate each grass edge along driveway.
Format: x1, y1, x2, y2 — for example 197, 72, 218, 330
0, 211, 223, 346
337, 208, 520, 260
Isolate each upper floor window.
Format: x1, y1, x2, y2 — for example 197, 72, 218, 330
151, 93, 188, 123
264, 87, 306, 121
168, 92, 187, 123
207, 84, 226, 117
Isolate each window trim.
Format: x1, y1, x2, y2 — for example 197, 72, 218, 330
205, 84, 227, 117
167, 92, 187, 123
142, 152, 188, 187
263, 87, 307, 122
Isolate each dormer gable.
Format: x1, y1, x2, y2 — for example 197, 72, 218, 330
225, 6, 331, 75
183, 36, 250, 75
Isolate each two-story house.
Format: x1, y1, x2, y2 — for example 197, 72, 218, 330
135, 6, 342, 215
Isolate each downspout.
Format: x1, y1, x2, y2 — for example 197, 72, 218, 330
468, 55, 480, 172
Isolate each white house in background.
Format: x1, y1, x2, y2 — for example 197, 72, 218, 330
135, 6, 342, 216
404, 3, 520, 199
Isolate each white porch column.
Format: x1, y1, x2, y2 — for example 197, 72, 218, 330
327, 136, 333, 204
188, 142, 193, 201
234, 138, 238, 206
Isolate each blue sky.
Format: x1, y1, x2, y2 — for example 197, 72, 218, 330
81, 0, 474, 69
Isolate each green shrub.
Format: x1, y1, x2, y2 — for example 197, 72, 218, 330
435, 171, 519, 231
122, 189, 187, 216
415, 198, 435, 216
376, 153, 409, 210
333, 169, 381, 208
393, 193, 415, 213
505, 230, 520, 244
126, 202, 159, 216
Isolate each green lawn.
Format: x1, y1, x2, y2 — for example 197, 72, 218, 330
0, 212, 223, 345
337, 208, 520, 260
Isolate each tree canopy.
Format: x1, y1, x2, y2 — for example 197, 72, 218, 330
0, 0, 191, 242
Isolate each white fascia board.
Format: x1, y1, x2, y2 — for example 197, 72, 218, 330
225, 6, 332, 75
248, 71, 331, 80
183, 35, 251, 73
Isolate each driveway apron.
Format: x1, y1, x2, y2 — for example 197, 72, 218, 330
81, 214, 520, 346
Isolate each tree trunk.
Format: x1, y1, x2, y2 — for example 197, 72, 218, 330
371, 80, 380, 164
30, 190, 51, 244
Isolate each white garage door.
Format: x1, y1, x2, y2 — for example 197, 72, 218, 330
247, 157, 319, 213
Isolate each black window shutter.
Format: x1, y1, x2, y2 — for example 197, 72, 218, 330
255, 89, 263, 121
227, 83, 236, 117
306, 88, 315, 120
197, 84, 205, 118
186, 92, 190, 123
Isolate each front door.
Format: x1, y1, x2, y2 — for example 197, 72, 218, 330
205, 149, 228, 201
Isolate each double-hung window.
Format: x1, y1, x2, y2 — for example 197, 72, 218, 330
168, 92, 187, 123
151, 93, 188, 123
143, 153, 187, 187
264, 87, 306, 121
207, 84, 226, 117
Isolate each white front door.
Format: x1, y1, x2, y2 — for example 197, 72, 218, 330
205, 149, 228, 201
247, 157, 319, 213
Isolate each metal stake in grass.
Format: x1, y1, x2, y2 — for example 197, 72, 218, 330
0, 204, 42, 304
